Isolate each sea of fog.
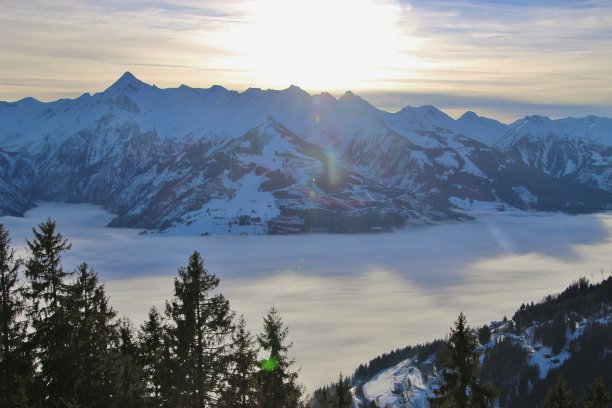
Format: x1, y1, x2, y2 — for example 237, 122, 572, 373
1, 202, 611, 392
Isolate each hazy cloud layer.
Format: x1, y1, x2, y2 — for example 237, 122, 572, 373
1, 203, 611, 391
1, 0, 611, 121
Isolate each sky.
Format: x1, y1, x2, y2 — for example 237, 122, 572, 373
0, 0, 611, 122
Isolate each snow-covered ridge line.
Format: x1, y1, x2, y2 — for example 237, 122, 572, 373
3, 72, 612, 140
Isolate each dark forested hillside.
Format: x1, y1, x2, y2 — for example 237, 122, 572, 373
318, 277, 612, 408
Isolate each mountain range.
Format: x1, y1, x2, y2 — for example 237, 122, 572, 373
1, 72, 610, 234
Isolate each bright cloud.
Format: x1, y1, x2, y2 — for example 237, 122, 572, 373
210, 0, 420, 91
0, 0, 611, 121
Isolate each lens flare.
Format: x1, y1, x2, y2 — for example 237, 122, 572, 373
326, 153, 340, 187
261, 356, 278, 372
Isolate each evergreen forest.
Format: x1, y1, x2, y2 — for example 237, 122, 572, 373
0, 220, 302, 407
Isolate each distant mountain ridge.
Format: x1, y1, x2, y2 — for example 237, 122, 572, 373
0, 72, 610, 233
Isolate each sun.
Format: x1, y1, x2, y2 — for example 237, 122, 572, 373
215, 0, 412, 92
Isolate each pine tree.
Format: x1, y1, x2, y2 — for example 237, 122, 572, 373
334, 373, 351, 408
0, 224, 30, 407
430, 312, 496, 408
63, 263, 119, 406
256, 306, 303, 408
218, 315, 259, 407
477, 325, 491, 345
398, 386, 410, 408
25, 218, 72, 312
139, 307, 167, 407
313, 387, 331, 408
116, 316, 146, 407
24, 218, 73, 405
584, 377, 611, 408
165, 251, 234, 407
542, 378, 575, 408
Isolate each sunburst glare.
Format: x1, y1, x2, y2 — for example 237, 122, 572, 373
215, 0, 417, 91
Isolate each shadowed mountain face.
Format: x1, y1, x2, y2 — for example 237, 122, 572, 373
0, 73, 610, 233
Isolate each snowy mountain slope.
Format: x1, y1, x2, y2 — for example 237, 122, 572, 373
0, 149, 33, 216
384, 105, 509, 148
0, 178, 31, 217
494, 115, 612, 191
498, 115, 612, 149
361, 357, 435, 408
503, 134, 611, 191
0, 73, 610, 233
452, 111, 509, 146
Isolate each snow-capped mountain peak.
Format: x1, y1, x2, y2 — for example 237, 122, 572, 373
340, 90, 358, 100
459, 110, 479, 120
104, 71, 148, 94
453, 110, 508, 145
392, 104, 455, 133
15, 96, 43, 107
283, 84, 309, 95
